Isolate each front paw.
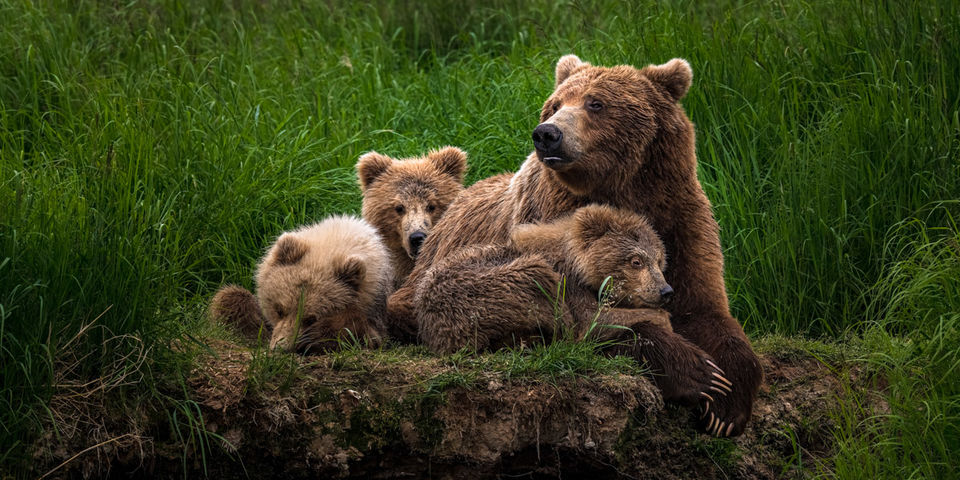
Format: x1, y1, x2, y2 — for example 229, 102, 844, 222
699, 377, 750, 437
654, 351, 732, 412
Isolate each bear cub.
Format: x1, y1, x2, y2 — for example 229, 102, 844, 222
210, 215, 392, 353
415, 204, 673, 354
356, 147, 467, 287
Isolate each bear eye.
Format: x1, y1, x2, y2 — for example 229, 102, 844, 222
631, 257, 642, 268
427, 204, 436, 213
395, 205, 405, 215
586, 100, 603, 112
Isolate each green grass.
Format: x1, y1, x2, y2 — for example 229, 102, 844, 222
1, 0, 958, 477
825, 207, 960, 479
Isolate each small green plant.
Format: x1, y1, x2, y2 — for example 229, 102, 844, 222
245, 344, 302, 395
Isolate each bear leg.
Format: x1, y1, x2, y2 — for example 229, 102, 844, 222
602, 313, 731, 416
416, 249, 567, 354
385, 283, 421, 343
209, 285, 270, 341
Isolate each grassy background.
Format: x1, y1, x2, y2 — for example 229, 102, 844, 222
1, 0, 958, 477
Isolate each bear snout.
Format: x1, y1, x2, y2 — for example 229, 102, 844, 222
659, 284, 674, 305
532, 123, 568, 167
408, 231, 427, 257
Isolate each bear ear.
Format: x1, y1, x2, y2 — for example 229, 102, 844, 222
273, 234, 308, 266
356, 151, 394, 190
572, 205, 615, 243
336, 256, 366, 291
555, 54, 589, 88
642, 58, 693, 101
428, 146, 468, 182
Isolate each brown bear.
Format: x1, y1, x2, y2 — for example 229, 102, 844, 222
387, 55, 762, 437
356, 147, 467, 287
210, 215, 392, 353
415, 204, 680, 354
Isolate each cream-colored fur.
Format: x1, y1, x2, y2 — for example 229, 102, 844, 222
256, 215, 393, 351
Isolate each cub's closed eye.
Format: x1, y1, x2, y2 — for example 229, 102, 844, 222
587, 100, 603, 112
427, 204, 436, 213
395, 205, 405, 214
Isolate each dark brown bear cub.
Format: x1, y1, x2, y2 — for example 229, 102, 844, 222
415, 205, 677, 354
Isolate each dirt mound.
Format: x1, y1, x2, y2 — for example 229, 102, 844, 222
32, 339, 881, 479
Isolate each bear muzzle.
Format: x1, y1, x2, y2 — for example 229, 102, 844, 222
633, 283, 674, 308
408, 231, 427, 258
532, 123, 572, 170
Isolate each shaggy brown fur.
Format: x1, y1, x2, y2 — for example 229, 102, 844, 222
210, 215, 392, 353
388, 55, 761, 437
356, 147, 467, 287
415, 205, 674, 354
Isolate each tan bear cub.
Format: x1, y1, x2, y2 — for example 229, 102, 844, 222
209, 215, 392, 353
356, 147, 467, 287
389, 55, 759, 436
415, 205, 674, 354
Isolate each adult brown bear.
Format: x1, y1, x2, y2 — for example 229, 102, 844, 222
387, 55, 762, 437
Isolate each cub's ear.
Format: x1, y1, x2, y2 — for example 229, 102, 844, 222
555, 54, 589, 88
642, 58, 693, 101
272, 234, 308, 266
572, 204, 616, 243
336, 256, 366, 291
356, 151, 394, 190
428, 146, 467, 182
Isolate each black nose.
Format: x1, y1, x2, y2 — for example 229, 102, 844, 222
409, 231, 427, 257
532, 123, 563, 154
659, 285, 674, 304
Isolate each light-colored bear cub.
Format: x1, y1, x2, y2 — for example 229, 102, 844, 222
210, 215, 392, 353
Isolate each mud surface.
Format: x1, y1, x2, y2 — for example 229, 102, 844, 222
32, 340, 882, 479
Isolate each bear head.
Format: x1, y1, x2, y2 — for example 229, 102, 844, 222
257, 218, 387, 353
570, 205, 672, 308
356, 146, 467, 261
509, 204, 672, 308
532, 55, 693, 196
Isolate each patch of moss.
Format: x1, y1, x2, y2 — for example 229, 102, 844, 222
311, 386, 336, 404
341, 403, 404, 451
753, 334, 849, 363
410, 394, 446, 450
692, 435, 742, 471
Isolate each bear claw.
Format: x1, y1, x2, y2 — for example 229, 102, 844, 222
705, 359, 725, 375
710, 378, 732, 395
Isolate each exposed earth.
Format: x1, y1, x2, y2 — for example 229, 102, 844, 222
33, 337, 882, 479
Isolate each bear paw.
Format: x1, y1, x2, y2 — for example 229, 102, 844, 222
698, 372, 752, 437
647, 345, 731, 415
